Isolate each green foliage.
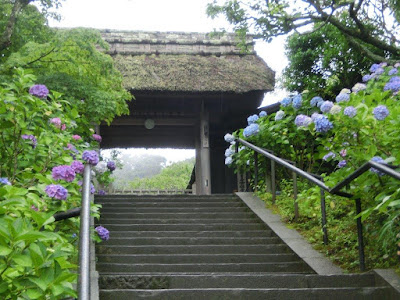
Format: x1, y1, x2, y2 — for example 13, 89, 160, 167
0, 70, 102, 298
283, 23, 376, 98
129, 159, 195, 190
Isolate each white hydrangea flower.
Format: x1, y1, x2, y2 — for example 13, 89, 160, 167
94, 161, 107, 174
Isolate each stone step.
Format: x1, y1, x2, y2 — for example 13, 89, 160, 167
96, 244, 292, 255
99, 287, 392, 300
98, 212, 257, 219
99, 223, 269, 231
99, 201, 246, 208
97, 218, 262, 225
97, 253, 300, 264
101, 236, 281, 246
98, 273, 377, 289
97, 262, 311, 274
99, 207, 251, 213
96, 195, 239, 202
108, 230, 273, 238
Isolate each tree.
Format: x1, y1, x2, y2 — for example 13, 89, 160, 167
0, 0, 131, 124
282, 22, 376, 97
207, 0, 400, 62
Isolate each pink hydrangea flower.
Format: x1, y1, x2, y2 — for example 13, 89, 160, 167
71, 160, 85, 174
50, 118, 62, 128
92, 134, 102, 143
61, 124, 66, 131
72, 135, 82, 140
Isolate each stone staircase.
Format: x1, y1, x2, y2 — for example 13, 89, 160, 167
95, 194, 396, 299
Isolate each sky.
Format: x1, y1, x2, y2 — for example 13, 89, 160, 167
49, 0, 289, 162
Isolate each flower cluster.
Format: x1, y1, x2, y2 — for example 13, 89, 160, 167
98, 189, 107, 195
94, 161, 108, 174
107, 161, 116, 172
225, 156, 233, 165
225, 148, 235, 157
224, 133, 235, 143
294, 114, 312, 127
92, 134, 102, 143
275, 110, 285, 121
323, 152, 336, 161
82, 150, 99, 166
292, 94, 302, 109
370, 156, 386, 176
330, 105, 342, 115
259, 111, 267, 117
71, 160, 85, 174
247, 114, 259, 125
281, 97, 292, 107
344, 106, 357, 118
29, 84, 49, 99
384, 76, 400, 93
320, 101, 334, 113
314, 115, 333, 133
337, 160, 347, 168
78, 180, 96, 194
50, 118, 62, 128
243, 123, 260, 137
351, 83, 366, 93
0, 178, 11, 185
72, 135, 81, 141
45, 184, 68, 200
373, 105, 389, 120
52, 165, 76, 182
95, 226, 110, 241
335, 92, 350, 103
310, 96, 323, 107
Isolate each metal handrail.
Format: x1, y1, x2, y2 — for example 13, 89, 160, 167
235, 138, 400, 271
78, 164, 92, 299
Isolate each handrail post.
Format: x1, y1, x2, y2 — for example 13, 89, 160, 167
271, 160, 276, 204
355, 198, 366, 271
293, 163, 299, 222
254, 151, 258, 192
78, 164, 91, 300
320, 186, 328, 245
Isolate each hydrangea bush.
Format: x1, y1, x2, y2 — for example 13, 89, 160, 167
225, 62, 400, 258
0, 70, 108, 298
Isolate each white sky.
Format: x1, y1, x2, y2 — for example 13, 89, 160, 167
50, 0, 289, 162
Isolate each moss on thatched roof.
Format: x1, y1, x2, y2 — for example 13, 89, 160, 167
114, 54, 274, 93
102, 30, 275, 94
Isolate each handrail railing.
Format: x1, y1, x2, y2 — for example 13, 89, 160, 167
78, 164, 92, 299
235, 138, 400, 271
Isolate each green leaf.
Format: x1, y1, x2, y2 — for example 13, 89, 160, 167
0, 282, 8, 293
12, 254, 33, 267
15, 231, 57, 242
25, 288, 43, 299
0, 245, 12, 256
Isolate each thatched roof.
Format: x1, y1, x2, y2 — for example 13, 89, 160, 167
101, 30, 275, 94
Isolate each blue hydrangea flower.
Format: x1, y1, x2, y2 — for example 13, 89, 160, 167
362, 74, 373, 82
294, 114, 312, 127
225, 148, 235, 157
335, 93, 350, 102
259, 111, 267, 117
311, 113, 322, 121
292, 94, 302, 109
344, 106, 357, 118
373, 105, 389, 120
337, 160, 347, 168
370, 63, 380, 72
374, 67, 385, 75
388, 68, 398, 76
0, 178, 11, 185
370, 156, 386, 176
225, 156, 233, 165
281, 97, 292, 107
314, 115, 333, 133
310, 96, 323, 107
224, 133, 235, 143
243, 123, 260, 137
320, 101, 334, 113
247, 114, 259, 125
323, 152, 336, 161
275, 110, 285, 121
384, 76, 400, 93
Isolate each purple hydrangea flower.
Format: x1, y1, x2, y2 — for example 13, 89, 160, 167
281, 97, 292, 107
294, 114, 312, 127
292, 94, 302, 109
337, 160, 347, 168
107, 161, 116, 171
335, 93, 350, 103
320, 101, 334, 113
50, 117, 62, 128
21, 134, 37, 149
0, 178, 11, 185
71, 160, 85, 174
344, 106, 357, 118
225, 148, 234, 157
225, 156, 233, 165
388, 68, 398, 76
247, 114, 259, 125
323, 152, 336, 161
275, 110, 285, 121
373, 105, 389, 120
29, 84, 49, 99
224, 133, 234, 143
82, 150, 99, 166
95, 226, 110, 241
370, 64, 380, 73
314, 115, 333, 133
45, 184, 68, 200
31, 205, 39, 211
374, 67, 385, 75
92, 134, 102, 143
384, 76, 400, 93
52, 165, 76, 182
243, 123, 260, 137
259, 111, 267, 117
370, 156, 386, 176
98, 189, 106, 195
78, 180, 96, 194
340, 149, 347, 157
362, 74, 373, 82
310, 96, 323, 107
